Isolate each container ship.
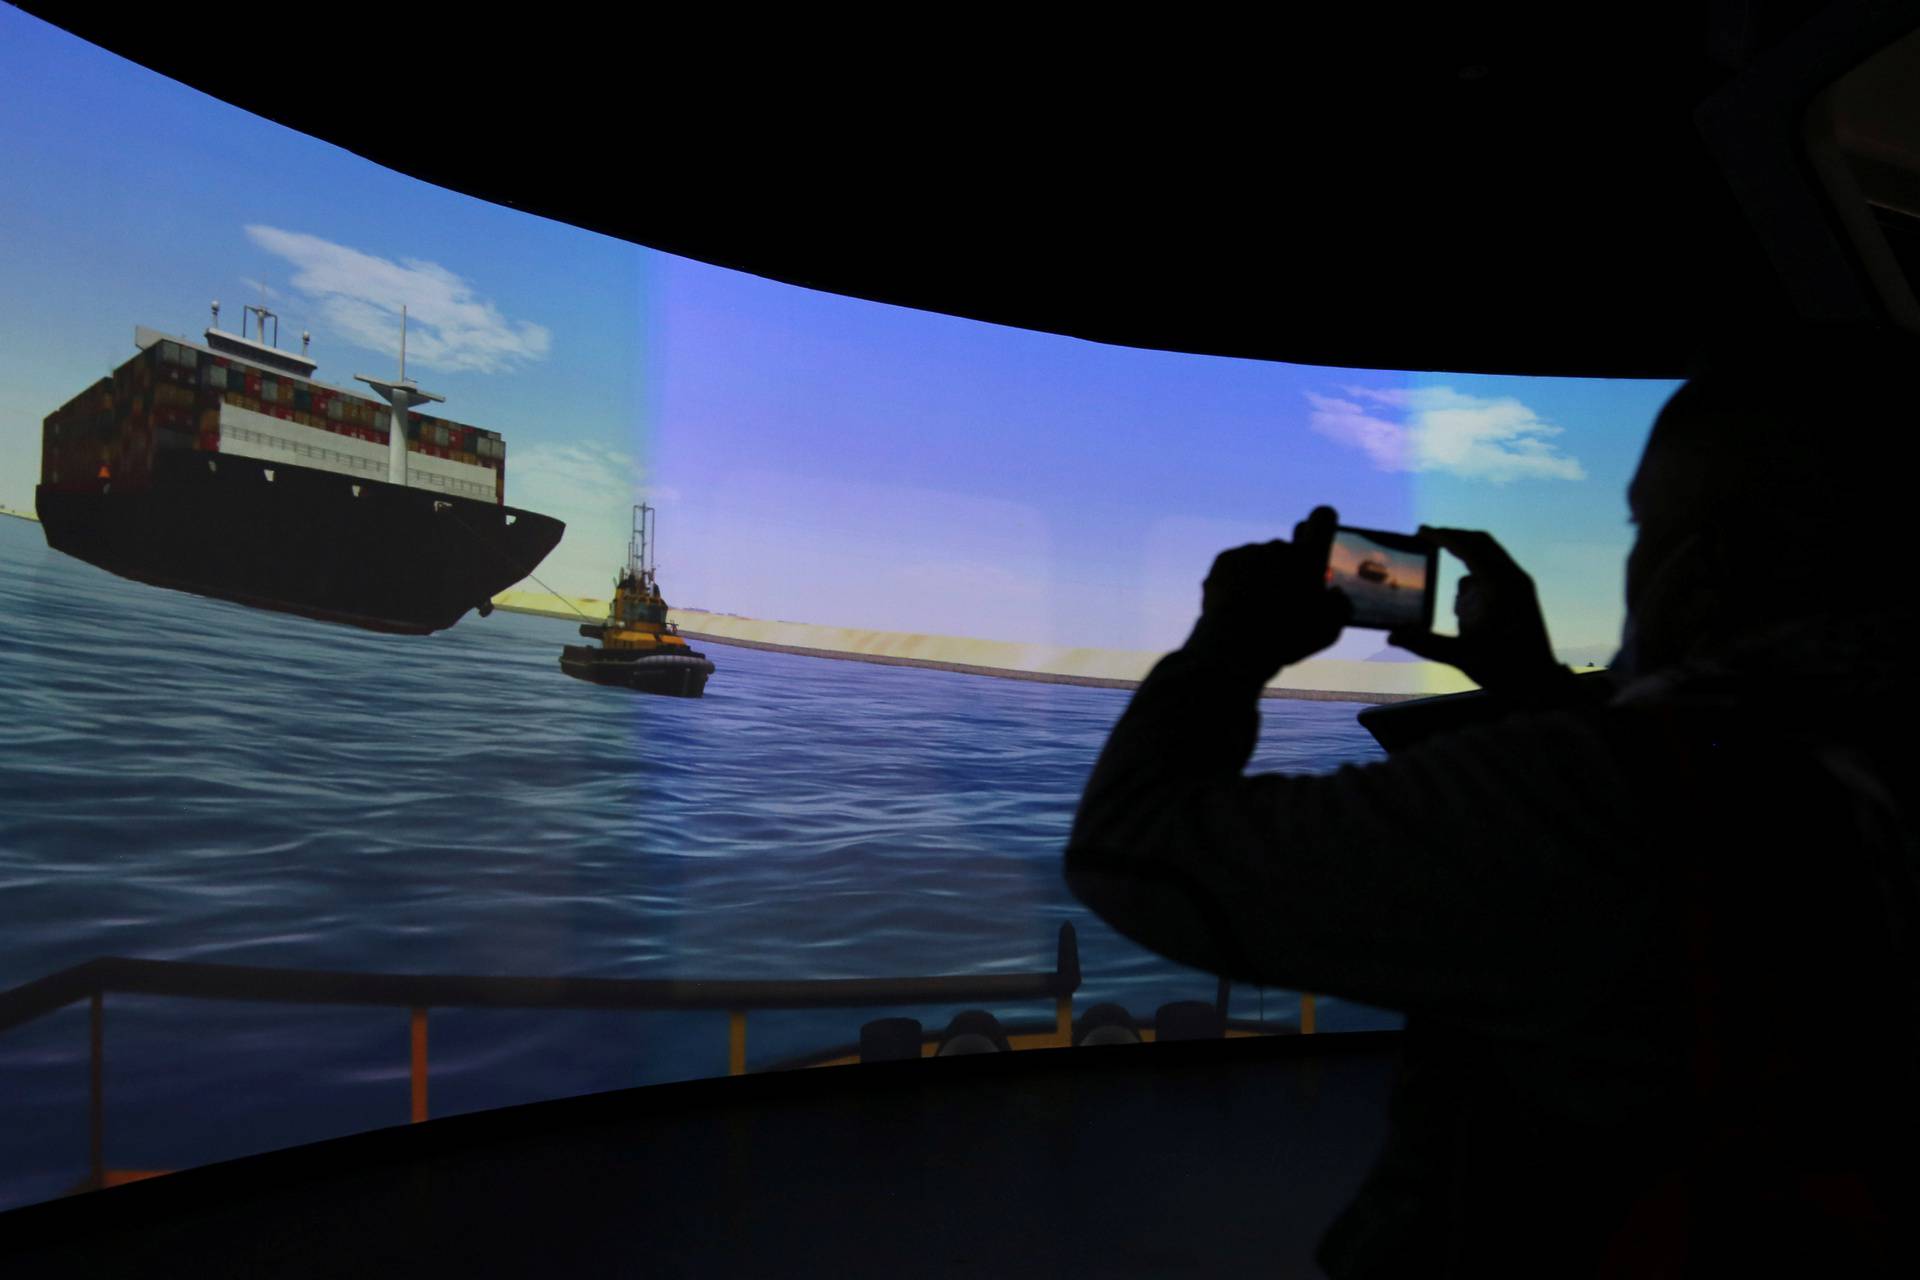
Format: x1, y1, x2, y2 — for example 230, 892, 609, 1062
33, 303, 565, 634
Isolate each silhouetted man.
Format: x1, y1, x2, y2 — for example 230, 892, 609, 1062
1066, 331, 1920, 1277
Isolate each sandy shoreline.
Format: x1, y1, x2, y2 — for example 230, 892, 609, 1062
491, 591, 1475, 705
0, 541, 1461, 702
672, 629, 1420, 703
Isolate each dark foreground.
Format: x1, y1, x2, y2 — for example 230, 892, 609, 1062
0, 1032, 1398, 1278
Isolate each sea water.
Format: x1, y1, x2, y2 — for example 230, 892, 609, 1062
0, 516, 1394, 1210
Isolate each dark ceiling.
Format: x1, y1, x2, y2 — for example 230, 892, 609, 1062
16, 3, 1909, 377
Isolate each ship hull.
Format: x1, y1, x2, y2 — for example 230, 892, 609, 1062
36, 450, 564, 635
559, 645, 713, 698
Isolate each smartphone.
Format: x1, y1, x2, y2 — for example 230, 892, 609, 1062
1326, 526, 1438, 632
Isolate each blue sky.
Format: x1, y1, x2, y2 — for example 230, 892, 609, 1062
0, 6, 1675, 661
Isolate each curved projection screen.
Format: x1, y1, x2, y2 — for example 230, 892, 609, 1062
0, 7, 1678, 1211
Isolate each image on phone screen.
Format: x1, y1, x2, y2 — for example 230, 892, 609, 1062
1328, 527, 1436, 631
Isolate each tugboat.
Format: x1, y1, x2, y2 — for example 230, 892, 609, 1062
559, 505, 715, 698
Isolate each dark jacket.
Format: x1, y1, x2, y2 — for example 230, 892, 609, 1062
1065, 619, 1918, 1276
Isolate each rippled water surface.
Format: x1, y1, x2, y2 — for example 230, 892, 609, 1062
0, 516, 1392, 1210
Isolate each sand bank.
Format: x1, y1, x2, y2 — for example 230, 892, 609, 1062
491, 591, 1476, 704
489, 588, 604, 624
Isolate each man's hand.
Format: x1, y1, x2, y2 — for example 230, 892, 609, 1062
1390, 526, 1565, 692
1185, 506, 1353, 687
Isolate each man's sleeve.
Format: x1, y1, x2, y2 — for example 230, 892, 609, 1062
1064, 647, 1652, 1034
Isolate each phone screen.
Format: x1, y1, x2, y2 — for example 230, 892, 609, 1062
1327, 526, 1437, 632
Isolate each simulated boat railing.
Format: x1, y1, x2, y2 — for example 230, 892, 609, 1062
0, 924, 1320, 1195
0, 924, 1081, 1193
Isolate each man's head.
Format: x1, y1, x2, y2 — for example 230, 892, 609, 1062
1619, 327, 1917, 676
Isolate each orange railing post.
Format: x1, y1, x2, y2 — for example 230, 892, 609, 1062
88, 991, 104, 1191
1300, 993, 1318, 1035
0, 927, 1092, 1172
728, 1011, 747, 1076
409, 1007, 428, 1123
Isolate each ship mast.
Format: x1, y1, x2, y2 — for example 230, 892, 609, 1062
630, 504, 655, 593
354, 306, 444, 487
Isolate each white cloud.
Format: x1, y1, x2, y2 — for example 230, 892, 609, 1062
510, 441, 649, 509
237, 277, 283, 303
1304, 385, 1585, 483
243, 225, 550, 375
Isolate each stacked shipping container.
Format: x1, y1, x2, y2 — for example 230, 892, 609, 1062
40, 336, 509, 504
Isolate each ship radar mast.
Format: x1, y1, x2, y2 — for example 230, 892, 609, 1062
243, 304, 279, 349
629, 504, 656, 594
353, 305, 445, 487
202, 297, 317, 377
